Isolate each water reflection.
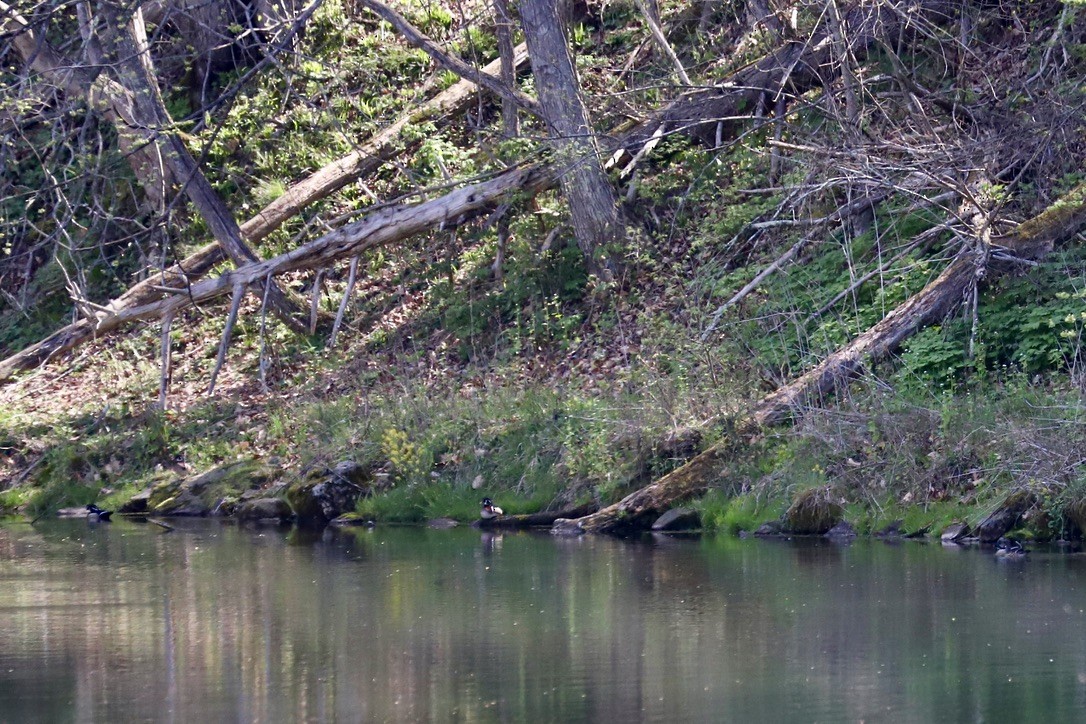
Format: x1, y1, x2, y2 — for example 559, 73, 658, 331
1, 519, 1085, 722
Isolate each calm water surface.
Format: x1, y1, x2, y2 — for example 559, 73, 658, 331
2, 519, 1085, 722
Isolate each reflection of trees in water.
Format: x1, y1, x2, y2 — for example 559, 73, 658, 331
2, 523, 1086, 720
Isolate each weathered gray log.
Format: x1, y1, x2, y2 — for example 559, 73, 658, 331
72, 164, 555, 328
554, 183, 1086, 535
475, 503, 598, 529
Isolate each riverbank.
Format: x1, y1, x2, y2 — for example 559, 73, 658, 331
3, 350, 1083, 543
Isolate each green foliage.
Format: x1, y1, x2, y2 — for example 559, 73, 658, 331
696, 491, 782, 534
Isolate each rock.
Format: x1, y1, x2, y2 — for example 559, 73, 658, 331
56, 507, 91, 518
782, 486, 843, 535
119, 488, 153, 513
651, 507, 700, 531
825, 521, 857, 539
1065, 498, 1086, 533
149, 460, 274, 516
940, 521, 970, 542
977, 489, 1038, 542
754, 520, 785, 537
236, 497, 293, 521
428, 517, 459, 529
286, 460, 375, 525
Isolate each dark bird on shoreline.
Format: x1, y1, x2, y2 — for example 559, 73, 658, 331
86, 504, 113, 521
480, 498, 503, 520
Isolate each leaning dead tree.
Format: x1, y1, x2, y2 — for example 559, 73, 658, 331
553, 183, 1086, 535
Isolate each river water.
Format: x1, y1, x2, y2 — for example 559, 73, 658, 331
1, 519, 1084, 722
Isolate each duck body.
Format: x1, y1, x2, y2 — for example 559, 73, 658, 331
995, 538, 1026, 559
480, 498, 504, 519
86, 504, 113, 521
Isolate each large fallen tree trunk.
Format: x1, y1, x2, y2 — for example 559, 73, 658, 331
0, 43, 530, 382
553, 183, 1086, 535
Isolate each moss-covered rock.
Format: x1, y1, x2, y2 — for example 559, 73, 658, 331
783, 486, 843, 535
286, 460, 376, 525
148, 460, 275, 516
977, 489, 1038, 542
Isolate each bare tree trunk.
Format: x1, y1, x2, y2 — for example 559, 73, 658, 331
493, 0, 520, 139
554, 183, 1086, 535
518, 0, 625, 279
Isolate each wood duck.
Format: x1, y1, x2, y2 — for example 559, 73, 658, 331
480, 497, 503, 519
995, 538, 1026, 559
86, 504, 113, 521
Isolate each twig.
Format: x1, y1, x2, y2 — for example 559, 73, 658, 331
258, 273, 272, 393
148, 518, 174, 532
329, 256, 360, 348
207, 283, 245, 395
309, 268, 325, 335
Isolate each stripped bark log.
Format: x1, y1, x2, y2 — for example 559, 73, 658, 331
554, 183, 1086, 535
0, 43, 530, 382
48, 165, 554, 333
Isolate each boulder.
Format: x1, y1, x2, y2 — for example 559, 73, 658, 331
148, 460, 274, 516
754, 520, 785, 537
783, 486, 843, 535
825, 521, 857, 540
236, 497, 293, 521
651, 507, 700, 532
119, 487, 153, 513
286, 460, 375, 525
977, 489, 1038, 542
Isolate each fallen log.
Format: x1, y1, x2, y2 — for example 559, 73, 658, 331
0, 43, 530, 382
623, 0, 956, 151
473, 503, 599, 529
554, 183, 1086, 535
86, 164, 555, 327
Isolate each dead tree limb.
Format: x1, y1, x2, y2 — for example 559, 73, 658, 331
624, 0, 956, 151
356, 0, 543, 119
73, 165, 555, 332
554, 183, 1086, 535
